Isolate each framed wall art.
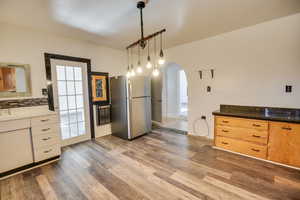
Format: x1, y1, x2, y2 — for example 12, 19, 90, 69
91, 72, 109, 105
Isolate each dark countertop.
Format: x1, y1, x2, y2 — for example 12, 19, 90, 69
212, 105, 300, 124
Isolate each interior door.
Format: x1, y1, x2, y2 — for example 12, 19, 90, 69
151, 76, 162, 122
50, 59, 91, 146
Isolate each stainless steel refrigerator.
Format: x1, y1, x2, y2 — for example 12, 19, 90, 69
110, 76, 152, 140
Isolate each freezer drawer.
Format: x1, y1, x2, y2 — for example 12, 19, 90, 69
129, 97, 151, 139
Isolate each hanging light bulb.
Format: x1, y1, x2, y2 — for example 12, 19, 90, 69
129, 48, 135, 76
136, 45, 143, 73
126, 49, 131, 78
130, 64, 135, 76
146, 57, 152, 69
152, 36, 159, 76
158, 33, 165, 65
146, 40, 152, 69
152, 67, 160, 77
136, 61, 143, 73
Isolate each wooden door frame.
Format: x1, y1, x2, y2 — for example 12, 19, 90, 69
44, 53, 95, 139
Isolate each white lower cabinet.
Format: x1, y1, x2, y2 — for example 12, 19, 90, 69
0, 113, 61, 175
0, 129, 33, 173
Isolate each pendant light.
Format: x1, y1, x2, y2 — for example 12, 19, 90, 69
125, 1, 166, 77
126, 49, 131, 78
136, 45, 143, 73
152, 35, 160, 77
158, 33, 165, 65
146, 39, 152, 69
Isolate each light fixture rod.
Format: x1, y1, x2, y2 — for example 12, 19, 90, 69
126, 29, 166, 49
139, 4, 144, 41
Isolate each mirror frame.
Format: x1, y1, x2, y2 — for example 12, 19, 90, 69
0, 62, 32, 98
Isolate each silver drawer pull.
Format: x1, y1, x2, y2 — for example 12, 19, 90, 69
221, 142, 229, 145
282, 127, 292, 131
42, 137, 51, 141
41, 119, 50, 122
251, 148, 260, 152
42, 128, 51, 132
252, 135, 261, 138
44, 149, 52, 154
252, 124, 261, 127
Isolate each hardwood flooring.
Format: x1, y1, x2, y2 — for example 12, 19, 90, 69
1, 129, 300, 200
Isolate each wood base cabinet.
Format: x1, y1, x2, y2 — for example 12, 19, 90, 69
214, 116, 300, 168
268, 122, 300, 168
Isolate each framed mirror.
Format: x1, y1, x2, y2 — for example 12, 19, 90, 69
0, 63, 32, 98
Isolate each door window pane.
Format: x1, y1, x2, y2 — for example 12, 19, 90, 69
67, 81, 75, 95
70, 123, 78, 137
74, 67, 82, 80
59, 96, 68, 111
66, 67, 74, 80
76, 95, 83, 108
61, 124, 70, 140
56, 66, 65, 80
57, 81, 67, 95
68, 110, 77, 123
77, 109, 85, 122
68, 95, 76, 110
78, 122, 85, 135
75, 81, 83, 94
60, 111, 69, 125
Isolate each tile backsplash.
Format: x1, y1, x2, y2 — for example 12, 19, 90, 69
0, 98, 48, 109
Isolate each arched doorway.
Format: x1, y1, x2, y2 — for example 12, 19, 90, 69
161, 63, 188, 132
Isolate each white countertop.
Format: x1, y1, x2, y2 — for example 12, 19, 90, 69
0, 106, 57, 122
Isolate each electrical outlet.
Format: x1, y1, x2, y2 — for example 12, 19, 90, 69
42, 88, 48, 96
207, 86, 211, 92
286, 85, 292, 93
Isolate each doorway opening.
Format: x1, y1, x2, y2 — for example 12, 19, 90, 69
161, 63, 188, 133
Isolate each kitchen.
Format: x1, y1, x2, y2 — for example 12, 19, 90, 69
1, 0, 300, 199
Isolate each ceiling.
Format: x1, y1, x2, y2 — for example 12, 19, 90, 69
0, 0, 300, 50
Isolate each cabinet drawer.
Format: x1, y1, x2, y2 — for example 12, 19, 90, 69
216, 126, 268, 144
0, 119, 30, 133
216, 116, 268, 130
31, 115, 58, 127
34, 144, 61, 162
215, 136, 267, 159
32, 132, 60, 148
31, 123, 59, 136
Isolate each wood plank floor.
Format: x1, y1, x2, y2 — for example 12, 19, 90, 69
1, 129, 300, 200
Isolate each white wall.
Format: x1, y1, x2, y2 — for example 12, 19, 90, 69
166, 13, 300, 138
166, 64, 181, 118
0, 22, 126, 138
0, 22, 126, 98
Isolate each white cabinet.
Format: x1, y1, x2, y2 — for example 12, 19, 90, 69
0, 129, 33, 173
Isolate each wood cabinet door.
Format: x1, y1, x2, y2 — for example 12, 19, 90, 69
0, 69, 4, 91
268, 122, 300, 167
